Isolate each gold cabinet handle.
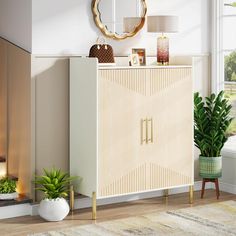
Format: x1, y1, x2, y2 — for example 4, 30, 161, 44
141, 118, 147, 145
141, 118, 154, 145
151, 118, 153, 143
146, 118, 149, 144
148, 118, 153, 143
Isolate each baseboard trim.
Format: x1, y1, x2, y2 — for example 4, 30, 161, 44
1, 181, 235, 219
219, 182, 236, 194
0, 203, 32, 220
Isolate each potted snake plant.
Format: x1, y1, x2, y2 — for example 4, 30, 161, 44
194, 91, 233, 178
35, 168, 77, 222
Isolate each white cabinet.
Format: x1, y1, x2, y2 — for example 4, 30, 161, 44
70, 58, 193, 205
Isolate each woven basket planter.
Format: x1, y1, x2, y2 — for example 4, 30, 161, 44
199, 156, 222, 179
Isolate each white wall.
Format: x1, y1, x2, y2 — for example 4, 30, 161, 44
0, 0, 211, 55
32, 0, 211, 56
0, 0, 32, 52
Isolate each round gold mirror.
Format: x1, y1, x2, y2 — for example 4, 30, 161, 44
92, 0, 147, 40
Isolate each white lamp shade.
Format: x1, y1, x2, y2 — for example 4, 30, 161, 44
147, 15, 179, 33
123, 17, 142, 33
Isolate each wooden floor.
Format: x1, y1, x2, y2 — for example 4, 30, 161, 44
0, 190, 235, 236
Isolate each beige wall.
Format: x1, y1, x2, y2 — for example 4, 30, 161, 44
0, 38, 32, 196
0, 38, 70, 200
32, 0, 211, 56
0, 39, 7, 161
7, 42, 32, 196
32, 57, 69, 200
193, 56, 211, 180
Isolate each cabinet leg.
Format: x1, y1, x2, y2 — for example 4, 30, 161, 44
189, 185, 194, 204
70, 185, 75, 211
92, 192, 97, 220
164, 189, 169, 198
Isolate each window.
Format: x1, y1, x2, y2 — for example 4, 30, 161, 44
223, 0, 236, 151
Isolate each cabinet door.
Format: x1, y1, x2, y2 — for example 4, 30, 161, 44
98, 69, 149, 197
147, 68, 193, 190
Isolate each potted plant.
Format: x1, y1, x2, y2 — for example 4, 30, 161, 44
35, 168, 77, 222
0, 177, 18, 200
194, 91, 233, 178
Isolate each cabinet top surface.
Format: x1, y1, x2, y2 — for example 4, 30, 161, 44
98, 65, 192, 70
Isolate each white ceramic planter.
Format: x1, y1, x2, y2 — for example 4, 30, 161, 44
0, 192, 18, 200
38, 198, 70, 222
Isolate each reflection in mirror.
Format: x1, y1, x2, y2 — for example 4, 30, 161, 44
123, 17, 142, 33
92, 0, 147, 40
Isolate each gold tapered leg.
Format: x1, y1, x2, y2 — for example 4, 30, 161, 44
92, 192, 97, 220
189, 185, 194, 204
164, 189, 169, 198
164, 189, 169, 204
70, 185, 75, 211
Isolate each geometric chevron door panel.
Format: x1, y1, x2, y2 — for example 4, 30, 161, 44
98, 67, 193, 197
98, 69, 149, 197
147, 68, 193, 190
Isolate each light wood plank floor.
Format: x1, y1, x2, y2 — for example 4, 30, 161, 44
0, 190, 235, 236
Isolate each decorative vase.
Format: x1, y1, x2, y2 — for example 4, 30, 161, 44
0, 192, 18, 200
199, 156, 222, 178
38, 198, 70, 222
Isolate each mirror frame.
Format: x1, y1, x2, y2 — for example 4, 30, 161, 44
92, 0, 147, 40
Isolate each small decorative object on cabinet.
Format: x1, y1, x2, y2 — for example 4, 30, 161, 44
35, 168, 77, 222
89, 37, 115, 64
194, 91, 233, 199
129, 54, 140, 66
147, 16, 179, 65
132, 48, 146, 65
0, 177, 18, 200
70, 58, 194, 219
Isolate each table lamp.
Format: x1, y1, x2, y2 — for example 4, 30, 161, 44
147, 15, 179, 65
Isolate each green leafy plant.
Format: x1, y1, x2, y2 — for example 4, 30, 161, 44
35, 168, 77, 199
194, 91, 233, 157
225, 2, 236, 7
0, 178, 17, 194
224, 51, 236, 81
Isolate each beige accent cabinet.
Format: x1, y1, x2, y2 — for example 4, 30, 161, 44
70, 58, 194, 200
